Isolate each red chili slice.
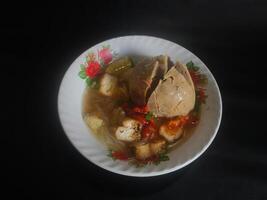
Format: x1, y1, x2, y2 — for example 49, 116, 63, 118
112, 151, 128, 160
141, 120, 157, 140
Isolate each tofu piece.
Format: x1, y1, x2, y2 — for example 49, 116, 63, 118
84, 115, 104, 131
99, 73, 118, 96
115, 118, 142, 142
159, 125, 183, 142
135, 143, 152, 160
150, 139, 166, 154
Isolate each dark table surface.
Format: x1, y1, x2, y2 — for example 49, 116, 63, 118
5, 0, 267, 199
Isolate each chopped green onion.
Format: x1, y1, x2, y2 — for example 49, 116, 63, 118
145, 112, 153, 121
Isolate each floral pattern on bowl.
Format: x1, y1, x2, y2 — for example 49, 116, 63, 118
78, 45, 117, 87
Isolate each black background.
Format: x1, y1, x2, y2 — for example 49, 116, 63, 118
5, 0, 267, 199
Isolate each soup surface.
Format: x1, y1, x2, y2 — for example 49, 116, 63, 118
81, 55, 207, 166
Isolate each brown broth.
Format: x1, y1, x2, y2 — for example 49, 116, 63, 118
82, 87, 197, 154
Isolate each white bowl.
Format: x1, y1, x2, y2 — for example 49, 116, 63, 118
58, 35, 222, 177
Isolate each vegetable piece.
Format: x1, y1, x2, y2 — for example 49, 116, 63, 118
158, 152, 170, 161
121, 104, 151, 125
145, 112, 153, 121
105, 57, 133, 76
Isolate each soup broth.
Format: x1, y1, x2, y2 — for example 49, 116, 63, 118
81, 56, 207, 165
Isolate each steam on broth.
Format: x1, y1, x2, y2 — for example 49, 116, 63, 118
82, 55, 207, 165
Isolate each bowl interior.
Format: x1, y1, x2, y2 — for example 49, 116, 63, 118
58, 35, 222, 177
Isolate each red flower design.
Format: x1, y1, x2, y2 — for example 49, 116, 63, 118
196, 88, 207, 103
98, 48, 112, 65
86, 61, 100, 78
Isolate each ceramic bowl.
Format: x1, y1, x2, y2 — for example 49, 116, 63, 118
58, 35, 222, 177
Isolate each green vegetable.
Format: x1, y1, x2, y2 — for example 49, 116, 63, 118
145, 112, 153, 121
158, 153, 170, 161
153, 152, 170, 165
105, 56, 133, 76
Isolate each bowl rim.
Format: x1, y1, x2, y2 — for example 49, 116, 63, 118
57, 35, 222, 177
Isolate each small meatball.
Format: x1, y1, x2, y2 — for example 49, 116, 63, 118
150, 139, 166, 154
159, 125, 183, 142
115, 118, 142, 142
99, 73, 118, 96
115, 127, 140, 142
122, 118, 142, 130
84, 115, 103, 131
135, 143, 152, 160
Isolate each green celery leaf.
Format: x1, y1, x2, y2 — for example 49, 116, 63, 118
145, 112, 153, 121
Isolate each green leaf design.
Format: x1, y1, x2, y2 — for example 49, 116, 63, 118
186, 61, 194, 68
159, 153, 170, 161
78, 71, 87, 79
86, 77, 93, 86
102, 44, 110, 49
186, 61, 199, 71
107, 149, 116, 161
80, 64, 86, 71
